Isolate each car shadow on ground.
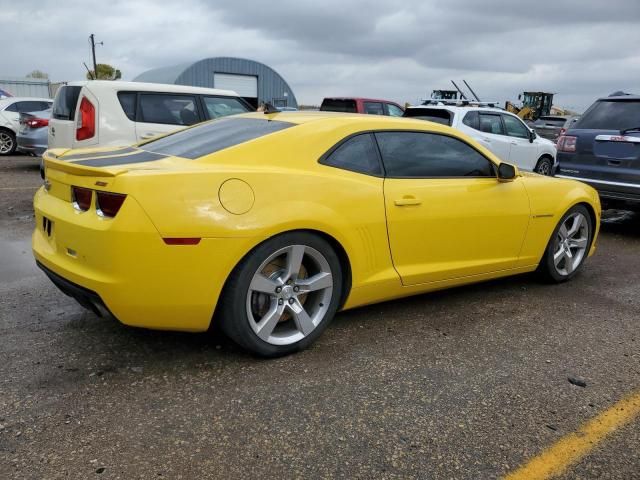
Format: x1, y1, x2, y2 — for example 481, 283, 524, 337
46, 269, 534, 372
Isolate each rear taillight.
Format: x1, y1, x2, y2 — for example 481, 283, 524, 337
76, 96, 95, 141
559, 128, 567, 137
96, 191, 126, 218
71, 186, 92, 211
557, 135, 577, 152
26, 118, 49, 128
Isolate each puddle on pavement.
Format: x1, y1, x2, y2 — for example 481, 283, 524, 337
0, 236, 38, 283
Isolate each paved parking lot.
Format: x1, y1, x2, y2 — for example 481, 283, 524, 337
1, 155, 639, 479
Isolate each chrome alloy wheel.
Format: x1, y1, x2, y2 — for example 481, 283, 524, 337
0, 131, 14, 154
536, 159, 552, 176
246, 244, 334, 346
553, 212, 590, 276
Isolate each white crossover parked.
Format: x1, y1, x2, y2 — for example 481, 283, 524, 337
0, 97, 53, 155
47, 81, 252, 150
404, 102, 558, 175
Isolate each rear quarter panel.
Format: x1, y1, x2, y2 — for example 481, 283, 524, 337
120, 119, 403, 293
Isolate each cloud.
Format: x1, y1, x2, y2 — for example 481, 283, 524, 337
1, 0, 638, 110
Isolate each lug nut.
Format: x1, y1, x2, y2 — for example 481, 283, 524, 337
278, 299, 284, 305
293, 286, 299, 292
288, 298, 294, 305
275, 286, 282, 293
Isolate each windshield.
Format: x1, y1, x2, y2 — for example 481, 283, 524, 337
403, 108, 452, 126
142, 117, 295, 159
576, 100, 640, 130
320, 99, 357, 113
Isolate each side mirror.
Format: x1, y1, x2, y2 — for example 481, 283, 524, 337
529, 129, 536, 143
498, 162, 517, 182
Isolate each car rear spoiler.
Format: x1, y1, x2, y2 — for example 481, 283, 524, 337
43, 151, 120, 177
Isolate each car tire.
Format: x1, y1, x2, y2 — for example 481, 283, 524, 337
537, 205, 593, 283
0, 129, 17, 156
217, 231, 343, 357
534, 156, 553, 176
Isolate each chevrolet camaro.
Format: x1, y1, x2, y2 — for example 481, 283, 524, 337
33, 112, 600, 357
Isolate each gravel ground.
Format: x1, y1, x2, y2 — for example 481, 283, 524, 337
1, 155, 639, 479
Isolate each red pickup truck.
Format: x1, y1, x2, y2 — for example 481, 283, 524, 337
320, 97, 404, 116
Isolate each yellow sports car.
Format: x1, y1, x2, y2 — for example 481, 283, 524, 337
33, 112, 600, 357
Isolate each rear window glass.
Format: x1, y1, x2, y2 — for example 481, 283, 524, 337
364, 102, 385, 115
117, 92, 136, 121
320, 133, 381, 176
142, 117, 295, 159
576, 100, 640, 130
52, 86, 81, 120
320, 99, 357, 113
403, 108, 452, 126
535, 116, 567, 126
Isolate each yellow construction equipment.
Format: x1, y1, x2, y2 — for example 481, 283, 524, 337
505, 92, 554, 121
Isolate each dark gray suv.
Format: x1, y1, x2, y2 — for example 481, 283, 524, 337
556, 93, 640, 210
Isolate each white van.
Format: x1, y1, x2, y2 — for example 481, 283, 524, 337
48, 81, 253, 150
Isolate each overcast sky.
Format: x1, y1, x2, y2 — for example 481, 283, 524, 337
2, 0, 639, 111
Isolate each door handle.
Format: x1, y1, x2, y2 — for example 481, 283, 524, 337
481, 137, 491, 143
394, 196, 422, 206
510, 141, 518, 145
141, 133, 156, 139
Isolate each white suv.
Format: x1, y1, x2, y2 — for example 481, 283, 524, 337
0, 97, 52, 155
48, 81, 253, 151
404, 103, 557, 175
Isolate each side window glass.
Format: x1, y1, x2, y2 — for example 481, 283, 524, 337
387, 104, 404, 117
502, 115, 530, 139
16, 101, 45, 113
462, 111, 479, 130
364, 102, 385, 115
117, 92, 137, 121
321, 133, 382, 176
4, 102, 18, 112
479, 114, 505, 135
202, 96, 251, 119
139, 94, 199, 126
375, 131, 495, 178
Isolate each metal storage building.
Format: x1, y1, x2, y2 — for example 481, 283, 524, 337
0, 76, 52, 98
133, 57, 297, 109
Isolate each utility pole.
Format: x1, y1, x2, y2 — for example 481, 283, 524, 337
89, 34, 103, 79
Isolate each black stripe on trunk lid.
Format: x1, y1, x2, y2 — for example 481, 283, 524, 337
62, 146, 139, 160
73, 150, 168, 167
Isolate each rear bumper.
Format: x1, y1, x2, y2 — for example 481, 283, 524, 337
33, 186, 257, 332
37, 260, 116, 321
17, 133, 47, 156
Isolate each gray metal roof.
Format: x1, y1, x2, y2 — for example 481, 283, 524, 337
132, 62, 193, 84
133, 57, 298, 108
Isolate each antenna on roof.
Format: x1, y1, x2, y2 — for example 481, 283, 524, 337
258, 102, 280, 114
